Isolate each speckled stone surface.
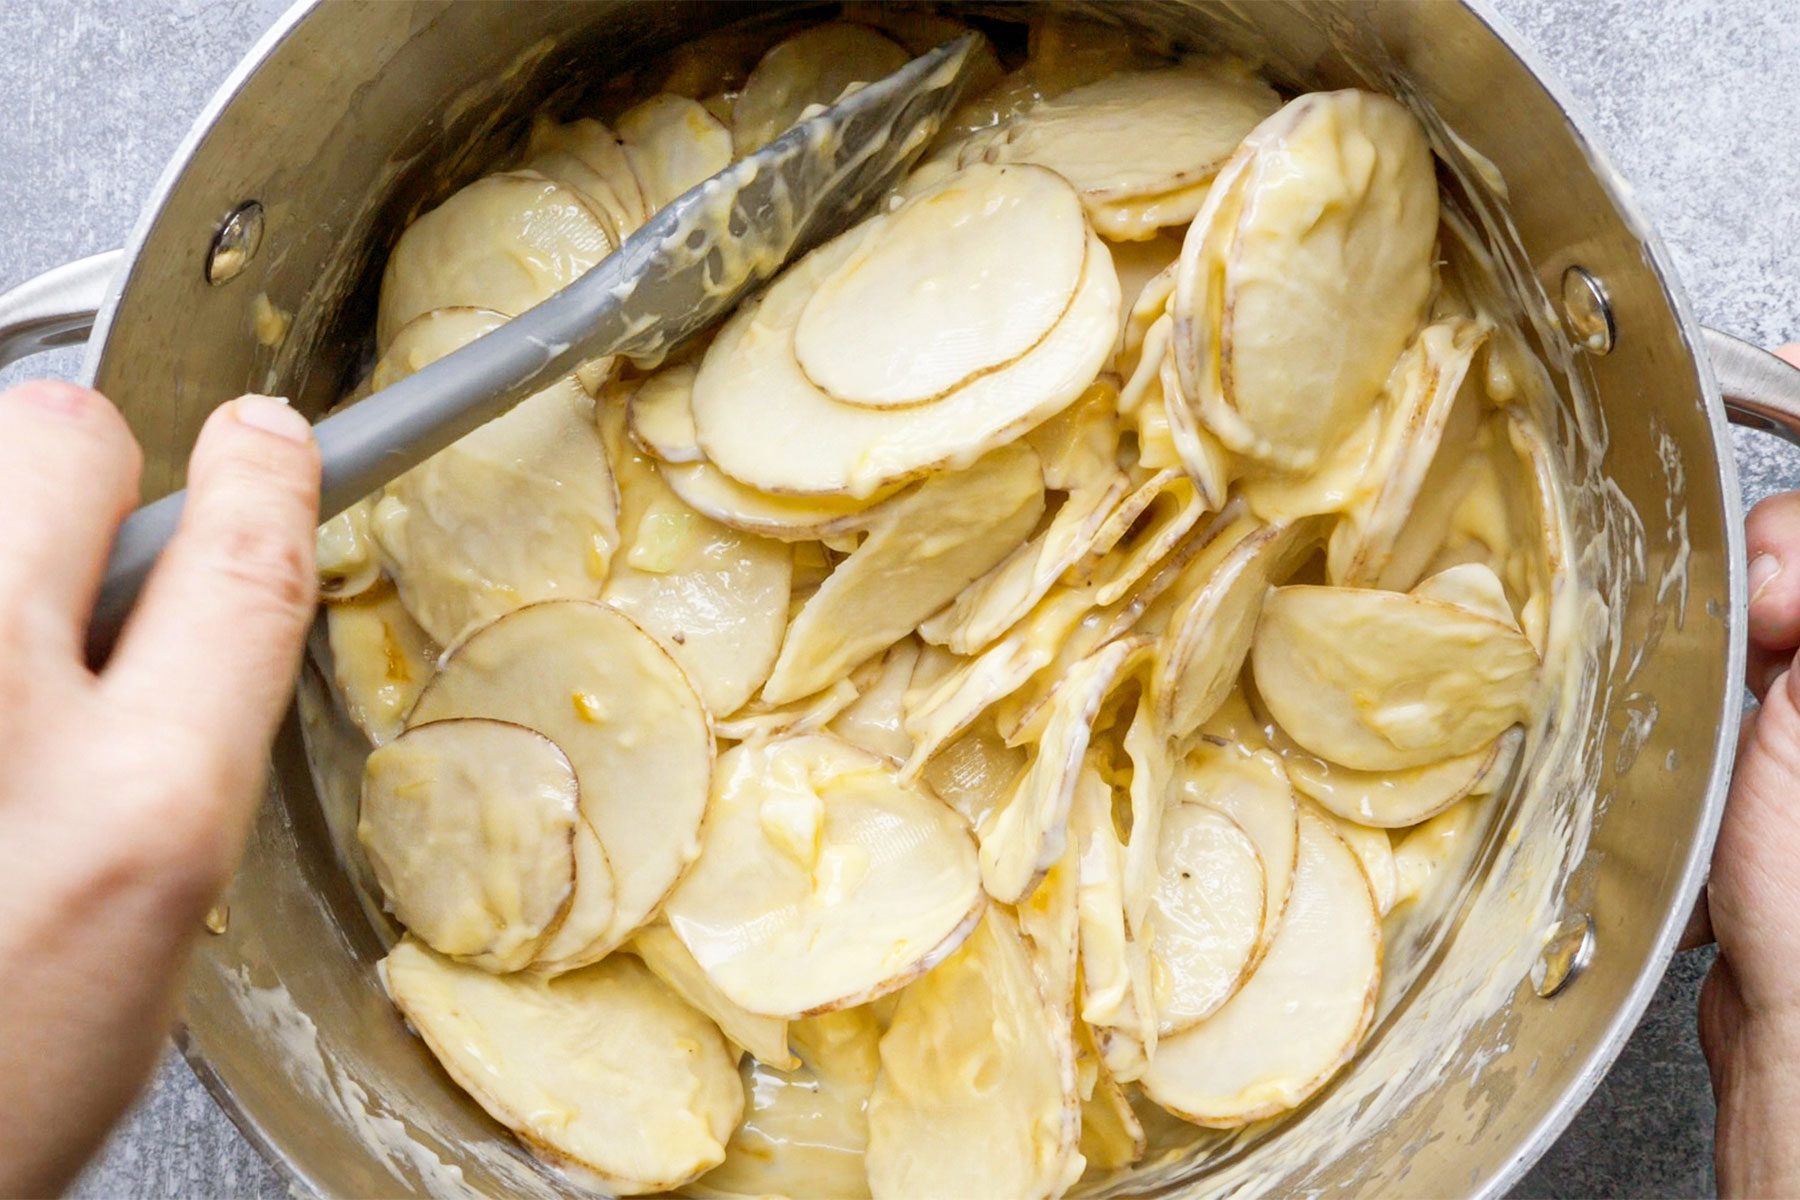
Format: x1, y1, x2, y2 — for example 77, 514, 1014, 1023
3, 1, 1797, 1197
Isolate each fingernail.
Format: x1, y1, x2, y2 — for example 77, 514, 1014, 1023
1751, 553, 1781, 602
232, 394, 311, 444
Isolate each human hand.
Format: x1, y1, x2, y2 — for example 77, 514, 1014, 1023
0, 382, 319, 1197
1696, 344, 1800, 1197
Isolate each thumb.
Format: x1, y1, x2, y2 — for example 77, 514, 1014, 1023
1710, 666, 1800, 1017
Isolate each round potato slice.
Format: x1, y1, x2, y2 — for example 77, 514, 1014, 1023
665, 734, 983, 1018
1269, 713, 1511, 829
701, 1008, 882, 1200
316, 499, 380, 601
692, 201, 1120, 499
532, 815, 621, 973
865, 909, 1081, 1200
359, 719, 580, 972
1176, 739, 1299, 966
1251, 584, 1539, 771
407, 600, 712, 968
616, 93, 734, 213
380, 939, 742, 1194
325, 585, 439, 746
378, 171, 614, 350
1140, 810, 1380, 1127
367, 307, 620, 647
795, 164, 1088, 408
1173, 90, 1438, 471
1146, 803, 1265, 1035
733, 23, 910, 154
628, 366, 705, 463
523, 114, 651, 243
631, 923, 795, 1069
967, 63, 1279, 205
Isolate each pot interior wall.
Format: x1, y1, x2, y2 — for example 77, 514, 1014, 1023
87, 2, 1736, 1196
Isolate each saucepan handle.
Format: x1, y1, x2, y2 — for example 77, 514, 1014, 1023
1706, 327, 1800, 444
0, 250, 124, 370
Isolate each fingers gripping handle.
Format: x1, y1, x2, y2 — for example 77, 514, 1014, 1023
0, 251, 123, 369
1708, 327, 1800, 445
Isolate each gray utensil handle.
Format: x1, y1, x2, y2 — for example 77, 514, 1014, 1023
88, 489, 184, 662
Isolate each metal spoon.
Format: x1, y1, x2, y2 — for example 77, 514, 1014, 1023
87, 34, 977, 660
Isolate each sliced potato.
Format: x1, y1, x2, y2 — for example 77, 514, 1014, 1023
967, 64, 1279, 207
326, 585, 439, 746
1391, 795, 1486, 911
663, 457, 906, 542
631, 923, 796, 1069
1173, 90, 1439, 471
368, 307, 620, 647
1176, 739, 1298, 964
523, 114, 651, 243
733, 23, 910, 154
1066, 468, 1212, 608
316, 498, 380, 601
701, 1008, 882, 1200
918, 719, 1028, 832
1087, 178, 1215, 242
407, 600, 712, 967
1017, 841, 1081, 1016
761, 442, 1044, 704
380, 940, 741, 1194
865, 909, 1081, 1200
628, 365, 705, 464
715, 677, 861, 744
601, 402, 793, 716
830, 639, 921, 763
664, 734, 983, 1017
1120, 687, 1175, 936
795, 164, 1089, 409
1107, 233, 1184, 348
1251, 584, 1538, 771
1022, 376, 1122, 491
980, 637, 1144, 904
533, 816, 622, 972
1071, 753, 1158, 1083
1411, 560, 1520, 626
1318, 807, 1399, 915
378, 172, 614, 350
1160, 348, 1234, 507
902, 618, 1061, 774
1075, 1020, 1147, 1172
615, 93, 734, 213
1140, 810, 1380, 1127
692, 208, 1120, 499
359, 719, 580, 971
1146, 802, 1265, 1034
1328, 318, 1489, 585
1269, 712, 1511, 829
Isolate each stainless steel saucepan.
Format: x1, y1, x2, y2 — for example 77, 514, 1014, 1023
4, 2, 1799, 1196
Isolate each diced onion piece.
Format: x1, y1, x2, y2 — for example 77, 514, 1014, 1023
1146, 803, 1265, 1034
360, 719, 579, 971
795, 164, 1088, 409
378, 172, 613, 350
407, 601, 712, 968
1140, 811, 1379, 1127
665, 734, 983, 1017
865, 910, 1081, 1200
1252, 584, 1538, 771
380, 940, 742, 1194
1173, 90, 1438, 471
733, 23, 909, 154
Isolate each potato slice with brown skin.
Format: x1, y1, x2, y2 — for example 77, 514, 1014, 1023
1252, 584, 1538, 771
701, 1008, 882, 1200
1075, 1020, 1147, 1172
692, 191, 1120, 499
380, 940, 742, 1194
733, 23, 909, 154
326, 584, 439, 746
665, 734, 984, 1018
980, 638, 1145, 904
1172, 91, 1438, 471
407, 600, 712, 968
378, 172, 613, 350
1146, 803, 1266, 1034
796, 164, 1089, 409
1318, 806, 1399, 916
316, 498, 380, 601
1071, 752, 1158, 1083
715, 677, 861, 744
1177, 738, 1298, 966
368, 307, 620, 647
865, 909, 1082, 1200
615, 94, 734, 213
630, 923, 796, 1069
522, 114, 650, 242
360, 719, 579, 972
1328, 318, 1490, 585
1140, 810, 1380, 1127
762, 442, 1044, 705
627, 365, 705, 464
600, 401, 793, 716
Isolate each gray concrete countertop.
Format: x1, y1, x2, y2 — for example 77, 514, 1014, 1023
2, 1, 1795, 1196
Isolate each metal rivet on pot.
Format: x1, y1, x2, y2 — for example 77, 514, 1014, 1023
206, 201, 265, 286
1560, 266, 1614, 355
1531, 913, 1594, 998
